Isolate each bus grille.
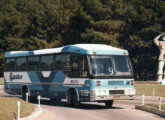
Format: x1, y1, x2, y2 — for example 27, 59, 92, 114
109, 90, 124, 94
108, 81, 124, 85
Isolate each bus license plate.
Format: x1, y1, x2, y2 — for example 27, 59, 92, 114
113, 96, 120, 99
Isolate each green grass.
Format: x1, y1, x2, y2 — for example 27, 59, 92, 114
145, 103, 165, 110
0, 78, 3, 85
0, 97, 35, 120
135, 84, 165, 97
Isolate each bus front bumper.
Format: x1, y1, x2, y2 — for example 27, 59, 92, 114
90, 88, 136, 101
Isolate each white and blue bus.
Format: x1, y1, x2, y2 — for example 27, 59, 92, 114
4, 44, 136, 107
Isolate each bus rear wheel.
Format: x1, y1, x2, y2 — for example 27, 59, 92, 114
22, 87, 36, 103
22, 87, 28, 101
104, 100, 113, 108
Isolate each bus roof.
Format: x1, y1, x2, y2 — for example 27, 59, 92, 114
5, 44, 128, 58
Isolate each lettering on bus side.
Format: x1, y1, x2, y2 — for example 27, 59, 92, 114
10, 73, 23, 81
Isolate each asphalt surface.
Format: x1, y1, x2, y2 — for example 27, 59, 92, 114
0, 85, 164, 120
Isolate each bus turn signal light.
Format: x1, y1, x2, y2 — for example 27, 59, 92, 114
96, 81, 100, 86
131, 80, 135, 85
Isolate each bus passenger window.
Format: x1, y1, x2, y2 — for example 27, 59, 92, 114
16, 57, 27, 71
70, 57, 79, 77
80, 57, 88, 78
5, 58, 15, 71
28, 56, 39, 71
41, 55, 53, 70
70, 56, 88, 78
55, 54, 70, 70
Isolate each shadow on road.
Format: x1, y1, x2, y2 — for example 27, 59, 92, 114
0, 91, 123, 110
36, 99, 123, 110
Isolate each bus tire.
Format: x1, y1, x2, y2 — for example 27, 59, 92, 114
104, 100, 113, 108
67, 89, 81, 107
22, 86, 36, 103
72, 90, 81, 108
67, 90, 73, 106
22, 86, 28, 101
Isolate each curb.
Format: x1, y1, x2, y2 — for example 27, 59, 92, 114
19, 107, 43, 120
135, 105, 165, 117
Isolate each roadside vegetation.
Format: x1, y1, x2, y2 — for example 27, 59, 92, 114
146, 103, 165, 110
135, 84, 165, 97
0, 78, 3, 85
0, 97, 35, 120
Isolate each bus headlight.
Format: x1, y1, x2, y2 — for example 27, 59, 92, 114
103, 90, 106, 94
131, 80, 135, 85
90, 89, 108, 96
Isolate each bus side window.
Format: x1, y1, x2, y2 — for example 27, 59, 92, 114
16, 57, 27, 71
55, 54, 70, 70
70, 56, 88, 78
28, 56, 39, 71
5, 58, 16, 71
70, 56, 79, 77
41, 55, 53, 71
80, 57, 88, 78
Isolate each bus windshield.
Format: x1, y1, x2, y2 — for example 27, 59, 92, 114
90, 55, 133, 76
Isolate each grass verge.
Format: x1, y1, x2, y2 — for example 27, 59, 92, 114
135, 84, 165, 97
1, 80, 165, 97
0, 97, 35, 120
0, 78, 3, 85
146, 103, 165, 110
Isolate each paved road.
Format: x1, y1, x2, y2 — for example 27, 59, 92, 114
0, 85, 164, 120
35, 100, 164, 120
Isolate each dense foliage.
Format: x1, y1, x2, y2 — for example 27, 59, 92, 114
0, 0, 164, 80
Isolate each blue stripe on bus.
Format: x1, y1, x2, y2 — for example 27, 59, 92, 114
27, 72, 43, 90
53, 71, 66, 84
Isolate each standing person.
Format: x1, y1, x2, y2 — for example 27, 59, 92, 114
154, 32, 165, 82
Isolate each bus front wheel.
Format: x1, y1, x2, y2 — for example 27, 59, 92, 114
104, 100, 113, 108
67, 89, 81, 107
72, 90, 81, 107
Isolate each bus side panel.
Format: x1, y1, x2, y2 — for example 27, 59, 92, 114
4, 71, 92, 101
4, 77, 22, 95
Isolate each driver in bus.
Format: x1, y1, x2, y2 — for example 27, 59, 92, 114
154, 32, 165, 82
